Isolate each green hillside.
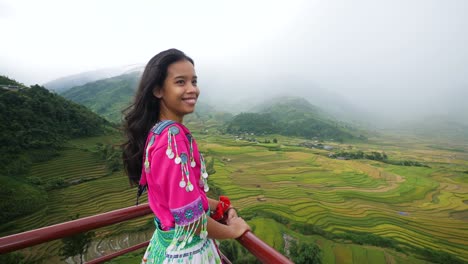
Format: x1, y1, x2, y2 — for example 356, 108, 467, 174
3, 131, 466, 263
3, 74, 466, 263
61, 72, 140, 122
60, 72, 227, 124
0, 75, 113, 223
227, 97, 365, 142
0, 75, 27, 87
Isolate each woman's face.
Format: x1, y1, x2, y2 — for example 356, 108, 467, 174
154, 60, 199, 122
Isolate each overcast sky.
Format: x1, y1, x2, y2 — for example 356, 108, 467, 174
1, 0, 467, 122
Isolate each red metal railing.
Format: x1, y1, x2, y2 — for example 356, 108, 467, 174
0, 203, 292, 264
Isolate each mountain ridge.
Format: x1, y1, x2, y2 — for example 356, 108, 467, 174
61, 72, 140, 122
43, 64, 144, 93
227, 96, 364, 141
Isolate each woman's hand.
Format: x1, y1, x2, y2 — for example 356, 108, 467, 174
227, 216, 251, 238
224, 207, 238, 225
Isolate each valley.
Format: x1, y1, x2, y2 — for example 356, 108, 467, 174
2, 129, 467, 263
1, 75, 467, 263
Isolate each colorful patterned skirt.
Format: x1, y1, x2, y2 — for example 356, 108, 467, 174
141, 220, 222, 264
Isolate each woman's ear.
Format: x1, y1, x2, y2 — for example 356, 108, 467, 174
153, 87, 163, 99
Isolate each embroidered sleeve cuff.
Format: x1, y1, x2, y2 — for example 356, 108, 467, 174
170, 197, 205, 226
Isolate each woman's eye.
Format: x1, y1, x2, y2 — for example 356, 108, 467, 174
192, 80, 198, 86
176, 80, 185, 85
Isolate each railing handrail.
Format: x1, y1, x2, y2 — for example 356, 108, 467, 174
0, 203, 293, 264
238, 231, 293, 264
0, 204, 153, 253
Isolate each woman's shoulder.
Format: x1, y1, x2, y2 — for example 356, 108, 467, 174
151, 120, 190, 135
148, 120, 192, 147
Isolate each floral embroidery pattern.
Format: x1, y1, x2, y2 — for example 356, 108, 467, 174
170, 197, 205, 226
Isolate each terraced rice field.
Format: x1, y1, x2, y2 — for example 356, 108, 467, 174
195, 133, 468, 262
2, 132, 467, 263
30, 148, 107, 182
249, 217, 428, 264
1, 137, 152, 263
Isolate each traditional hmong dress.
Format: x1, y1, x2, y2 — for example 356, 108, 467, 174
139, 120, 221, 264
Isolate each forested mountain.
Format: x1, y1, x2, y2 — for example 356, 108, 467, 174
61, 72, 140, 122
0, 76, 27, 87
61, 72, 224, 124
254, 96, 336, 121
1, 75, 114, 224
0, 75, 112, 176
55, 70, 368, 142
227, 97, 365, 141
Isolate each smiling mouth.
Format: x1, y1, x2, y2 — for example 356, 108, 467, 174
182, 98, 197, 105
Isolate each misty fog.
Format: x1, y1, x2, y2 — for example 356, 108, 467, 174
1, 0, 467, 126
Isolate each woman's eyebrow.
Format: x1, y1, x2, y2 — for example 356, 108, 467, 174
173, 75, 197, 79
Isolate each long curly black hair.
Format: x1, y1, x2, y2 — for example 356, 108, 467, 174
122, 49, 194, 185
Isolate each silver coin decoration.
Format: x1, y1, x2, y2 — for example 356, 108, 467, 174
166, 149, 172, 156
168, 152, 175, 159
179, 180, 186, 188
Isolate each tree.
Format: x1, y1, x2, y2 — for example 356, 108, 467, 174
219, 240, 238, 261
0, 252, 25, 264
219, 240, 259, 264
289, 240, 322, 264
60, 215, 95, 264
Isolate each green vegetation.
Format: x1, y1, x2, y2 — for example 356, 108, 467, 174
0, 135, 151, 263
94, 143, 123, 173
60, 215, 95, 264
193, 132, 468, 263
0, 76, 111, 177
0, 176, 47, 223
3, 128, 467, 263
329, 150, 429, 167
0, 252, 26, 264
0, 76, 113, 224
1, 78, 467, 263
219, 240, 259, 264
289, 240, 322, 264
226, 97, 363, 142
0, 75, 26, 87
61, 73, 139, 122
330, 150, 388, 161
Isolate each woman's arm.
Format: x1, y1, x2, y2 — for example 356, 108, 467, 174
208, 197, 218, 211
208, 197, 238, 223
206, 215, 250, 239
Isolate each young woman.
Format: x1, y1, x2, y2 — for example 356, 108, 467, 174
122, 49, 250, 263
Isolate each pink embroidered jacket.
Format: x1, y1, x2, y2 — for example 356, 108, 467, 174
139, 121, 210, 231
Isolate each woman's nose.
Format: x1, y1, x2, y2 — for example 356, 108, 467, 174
187, 83, 199, 93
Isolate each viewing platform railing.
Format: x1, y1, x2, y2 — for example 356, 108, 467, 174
0, 203, 293, 264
